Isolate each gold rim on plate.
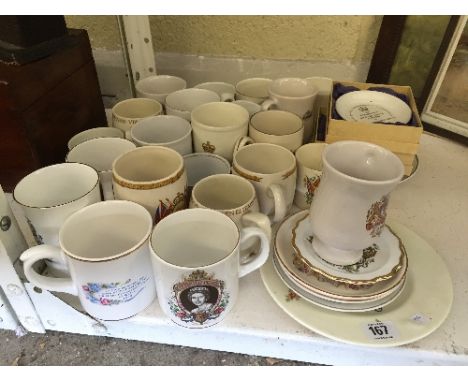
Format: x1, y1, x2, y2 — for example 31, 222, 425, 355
291, 214, 407, 286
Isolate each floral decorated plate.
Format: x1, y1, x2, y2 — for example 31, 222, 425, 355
272, 255, 406, 312
275, 248, 406, 304
262, 218, 453, 347
274, 211, 407, 300
335, 90, 412, 124
292, 213, 406, 286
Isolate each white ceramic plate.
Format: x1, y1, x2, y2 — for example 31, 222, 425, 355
292, 214, 405, 285
272, 255, 407, 312
262, 218, 453, 347
335, 90, 412, 124
275, 211, 407, 300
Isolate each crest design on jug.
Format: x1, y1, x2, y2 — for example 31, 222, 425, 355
154, 190, 187, 224
168, 270, 229, 325
366, 195, 389, 237
303, 175, 321, 205
202, 141, 216, 153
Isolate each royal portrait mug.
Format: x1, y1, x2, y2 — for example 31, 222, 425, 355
150, 208, 270, 329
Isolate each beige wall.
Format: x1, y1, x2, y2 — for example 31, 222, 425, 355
66, 15, 382, 63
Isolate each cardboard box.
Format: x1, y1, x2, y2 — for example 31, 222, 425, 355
325, 81, 423, 176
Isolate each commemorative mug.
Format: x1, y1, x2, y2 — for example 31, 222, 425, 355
194, 81, 236, 102
112, 146, 188, 224
130, 115, 192, 156
248, 110, 304, 152
309, 141, 404, 266
232, 143, 296, 223
261, 77, 318, 143
293, 143, 327, 209
67, 127, 124, 150
235, 78, 272, 104
112, 98, 163, 136
165, 88, 220, 121
191, 102, 249, 162
135, 75, 187, 106
20, 200, 156, 321
13, 163, 101, 246
189, 174, 272, 242
149, 208, 270, 328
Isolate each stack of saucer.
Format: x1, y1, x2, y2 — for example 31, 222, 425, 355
273, 210, 408, 312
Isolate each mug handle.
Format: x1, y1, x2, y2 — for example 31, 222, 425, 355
233, 136, 255, 158
268, 184, 287, 223
238, 227, 270, 278
261, 98, 278, 111
220, 92, 235, 102
20, 245, 78, 295
100, 171, 114, 201
241, 212, 272, 241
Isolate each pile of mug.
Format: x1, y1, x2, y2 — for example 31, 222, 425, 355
16, 75, 332, 329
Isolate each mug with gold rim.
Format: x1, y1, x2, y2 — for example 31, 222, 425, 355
232, 143, 297, 223
112, 146, 188, 224
20, 200, 156, 321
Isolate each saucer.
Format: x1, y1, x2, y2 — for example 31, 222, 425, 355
274, 211, 407, 300
272, 255, 406, 312
335, 90, 412, 124
262, 218, 453, 347
292, 214, 406, 286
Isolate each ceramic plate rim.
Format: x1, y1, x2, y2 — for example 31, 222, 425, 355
292, 214, 406, 285
335, 90, 412, 124
262, 217, 453, 348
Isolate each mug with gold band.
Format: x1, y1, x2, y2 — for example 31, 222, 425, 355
112, 146, 188, 224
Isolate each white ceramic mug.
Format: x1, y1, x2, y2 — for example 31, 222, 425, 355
13, 163, 101, 246
249, 110, 304, 152
309, 141, 404, 266
165, 88, 220, 121
232, 143, 297, 223
261, 78, 318, 143
294, 143, 327, 209
112, 98, 163, 135
235, 78, 272, 104
195, 81, 235, 102
183, 153, 231, 197
135, 75, 187, 105
149, 208, 270, 329
130, 115, 193, 155
65, 137, 137, 201
20, 200, 156, 321
66, 137, 137, 173
112, 146, 188, 224
67, 127, 124, 150
189, 174, 271, 241
191, 102, 249, 162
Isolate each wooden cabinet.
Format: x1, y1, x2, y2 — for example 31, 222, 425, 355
0, 29, 107, 192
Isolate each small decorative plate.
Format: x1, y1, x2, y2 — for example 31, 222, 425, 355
335, 90, 412, 124
272, 255, 406, 312
274, 211, 407, 300
292, 214, 406, 286
262, 219, 453, 347
275, 249, 405, 304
